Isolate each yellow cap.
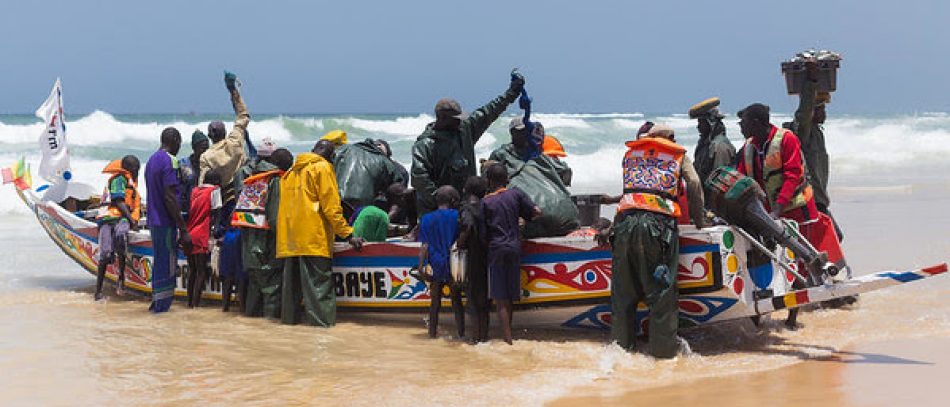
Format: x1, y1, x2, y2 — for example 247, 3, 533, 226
321, 130, 348, 146
689, 97, 721, 119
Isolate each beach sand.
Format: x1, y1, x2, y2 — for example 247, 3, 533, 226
550, 336, 950, 407
0, 175, 947, 406
549, 178, 950, 406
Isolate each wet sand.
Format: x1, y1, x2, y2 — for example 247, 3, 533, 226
551, 179, 950, 406
551, 336, 950, 407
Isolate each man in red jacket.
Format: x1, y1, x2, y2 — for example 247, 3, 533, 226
736, 103, 850, 324
735, 103, 817, 223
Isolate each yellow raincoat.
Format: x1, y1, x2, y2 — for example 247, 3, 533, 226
276, 153, 353, 258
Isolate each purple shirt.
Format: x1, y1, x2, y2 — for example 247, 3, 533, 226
482, 187, 536, 253
145, 149, 180, 227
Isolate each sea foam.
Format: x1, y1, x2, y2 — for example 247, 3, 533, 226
3, 111, 950, 194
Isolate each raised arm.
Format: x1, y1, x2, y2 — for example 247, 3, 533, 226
225, 71, 250, 140
794, 59, 819, 145
460, 72, 524, 143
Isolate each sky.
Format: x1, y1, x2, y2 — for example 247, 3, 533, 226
0, 0, 947, 115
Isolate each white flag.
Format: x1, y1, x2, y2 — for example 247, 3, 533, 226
35, 78, 72, 184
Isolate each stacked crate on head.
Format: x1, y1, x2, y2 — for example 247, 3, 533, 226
781, 49, 842, 95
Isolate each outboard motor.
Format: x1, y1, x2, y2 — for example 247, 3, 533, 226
704, 167, 837, 283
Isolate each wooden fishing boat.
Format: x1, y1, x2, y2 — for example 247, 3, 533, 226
15, 185, 947, 331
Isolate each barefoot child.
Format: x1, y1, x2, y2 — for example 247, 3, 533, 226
481, 163, 541, 344
95, 155, 141, 300
418, 185, 464, 338
185, 171, 223, 307
458, 175, 490, 343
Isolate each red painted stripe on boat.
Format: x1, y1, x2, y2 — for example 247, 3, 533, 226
679, 237, 709, 246
921, 263, 948, 275
795, 290, 809, 305
338, 243, 418, 257
524, 241, 585, 254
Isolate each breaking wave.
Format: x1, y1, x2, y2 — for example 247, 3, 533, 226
3, 111, 950, 197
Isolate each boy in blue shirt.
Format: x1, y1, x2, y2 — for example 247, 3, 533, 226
418, 185, 464, 339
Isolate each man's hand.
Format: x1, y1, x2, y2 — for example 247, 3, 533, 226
179, 229, 193, 252
348, 235, 366, 251
509, 69, 525, 94
804, 58, 819, 82
212, 225, 224, 240
600, 194, 622, 205
595, 227, 612, 248
224, 71, 238, 91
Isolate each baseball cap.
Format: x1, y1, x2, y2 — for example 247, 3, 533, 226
434, 98, 465, 119
737, 103, 770, 123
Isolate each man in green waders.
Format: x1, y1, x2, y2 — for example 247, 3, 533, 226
233, 145, 294, 319
601, 124, 705, 358
276, 140, 365, 327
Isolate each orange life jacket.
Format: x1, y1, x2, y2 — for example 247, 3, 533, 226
617, 137, 686, 217
97, 159, 141, 223
231, 169, 283, 229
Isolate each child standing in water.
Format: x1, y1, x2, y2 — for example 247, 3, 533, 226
418, 185, 464, 339
95, 155, 141, 300
481, 163, 541, 344
185, 171, 223, 308
458, 175, 490, 343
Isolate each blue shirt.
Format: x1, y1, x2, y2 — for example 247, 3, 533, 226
418, 208, 459, 283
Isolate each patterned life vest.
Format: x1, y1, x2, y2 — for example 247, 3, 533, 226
231, 169, 283, 229
742, 128, 813, 212
97, 160, 141, 223
617, 137, 686, 217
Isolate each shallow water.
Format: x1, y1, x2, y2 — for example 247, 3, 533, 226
1, 179, 948, 406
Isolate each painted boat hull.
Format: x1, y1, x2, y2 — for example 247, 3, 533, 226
17, 187, 947, 331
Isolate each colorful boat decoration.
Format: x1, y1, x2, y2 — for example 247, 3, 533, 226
15, 185, 948, 332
